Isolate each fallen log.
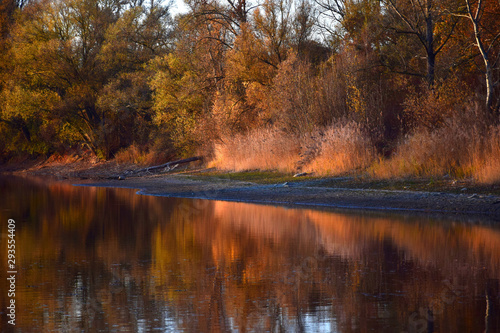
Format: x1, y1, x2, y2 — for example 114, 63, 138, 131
122, 156, 202, 178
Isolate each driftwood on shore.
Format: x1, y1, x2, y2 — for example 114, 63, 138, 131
120, 156, 202, 179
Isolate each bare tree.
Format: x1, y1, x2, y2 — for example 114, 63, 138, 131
459, 0, 500, 114
382, 0, 460, 86
314, 0, 346, 44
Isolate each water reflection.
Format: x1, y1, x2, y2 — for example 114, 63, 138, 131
0, 175, 499, 332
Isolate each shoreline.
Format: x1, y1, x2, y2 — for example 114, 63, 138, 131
3, 159, 500, 219
78, 173, 500, 220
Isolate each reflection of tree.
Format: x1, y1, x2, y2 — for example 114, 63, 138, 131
0, 176, 499, 331
151, 201, 500, 331
0, 176, 179, 331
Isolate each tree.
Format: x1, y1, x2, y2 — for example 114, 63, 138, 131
149, 52, 208, 153
253, 0, 293, 66
101, 1, 172, 71
5, 0, 123, 156
0, 0, 59, 154
292, 0, 316, 53
382, 0, 462, 86
98, 1, 173, 151
314, 0, 346, 49
3, 0, 172, 158
460, 0, 500, 114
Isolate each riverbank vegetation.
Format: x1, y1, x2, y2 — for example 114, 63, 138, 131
0, 0, 499, 182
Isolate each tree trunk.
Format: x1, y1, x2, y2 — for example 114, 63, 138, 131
125, 156, 203, 175
472, 15, 494, 113
425, 11, 435, 87
0, 116, 31, 142
466, 0, 496, 115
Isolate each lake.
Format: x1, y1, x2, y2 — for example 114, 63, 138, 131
1, 175, 499, 332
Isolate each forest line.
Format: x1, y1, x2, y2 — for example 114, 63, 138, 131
0, 0, 499, 181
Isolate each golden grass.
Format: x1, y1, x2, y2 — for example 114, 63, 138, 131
210, 128, 302, 172
371, 120, 500, 184
114, 144, 149, 165
370, 124, 476, 178
114, 144, 171, 166
210, 122, 376, 175
209, 118, 500, 184
304, 122, 375, 175
473, 126, 500, 184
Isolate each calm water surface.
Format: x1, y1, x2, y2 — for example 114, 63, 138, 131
0, 175, 499, 332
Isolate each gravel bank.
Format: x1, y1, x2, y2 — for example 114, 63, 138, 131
81, 174, 500, 220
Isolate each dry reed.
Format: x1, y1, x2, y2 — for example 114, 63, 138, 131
211, 122, 376, 175
114, 144, 172, 166
210, 128, 302, 172
304, 122, 375, 175
370, 119, 500, 183
473, 125, 500, 183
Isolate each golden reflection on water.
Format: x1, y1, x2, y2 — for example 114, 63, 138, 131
0, 176, 499, 332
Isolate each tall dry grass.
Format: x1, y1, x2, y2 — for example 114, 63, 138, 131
371, 117, 500, 183
210, 122, 376, 175
371, 121, 475, 178
473, 125, 500, 183
210, 128, 302, 172
304, 122, 376, 175
210, 118, 500, 184
114, 143, 173, 166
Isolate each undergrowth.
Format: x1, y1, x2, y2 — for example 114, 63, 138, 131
209, 119, 500, 184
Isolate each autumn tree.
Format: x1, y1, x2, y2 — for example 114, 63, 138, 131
98, 0, 173, 151
460, 0, 500, 115
381, 0, 462, 86
149, 7, 229, 153
1, 0, 172, 158
253, 0, 293, 66
0, 0, 29, 152
0, 0, 16, 38
222, 0, 316, 133
2, 0, 121, 156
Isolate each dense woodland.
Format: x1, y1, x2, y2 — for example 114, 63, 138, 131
0, 0, 499, 180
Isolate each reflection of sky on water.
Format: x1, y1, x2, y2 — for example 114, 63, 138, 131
304, 307, 339, 333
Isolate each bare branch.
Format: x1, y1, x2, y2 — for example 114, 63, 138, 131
435, 18, 459, 54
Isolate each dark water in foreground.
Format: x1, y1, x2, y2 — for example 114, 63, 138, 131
0, 176, 499, 332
